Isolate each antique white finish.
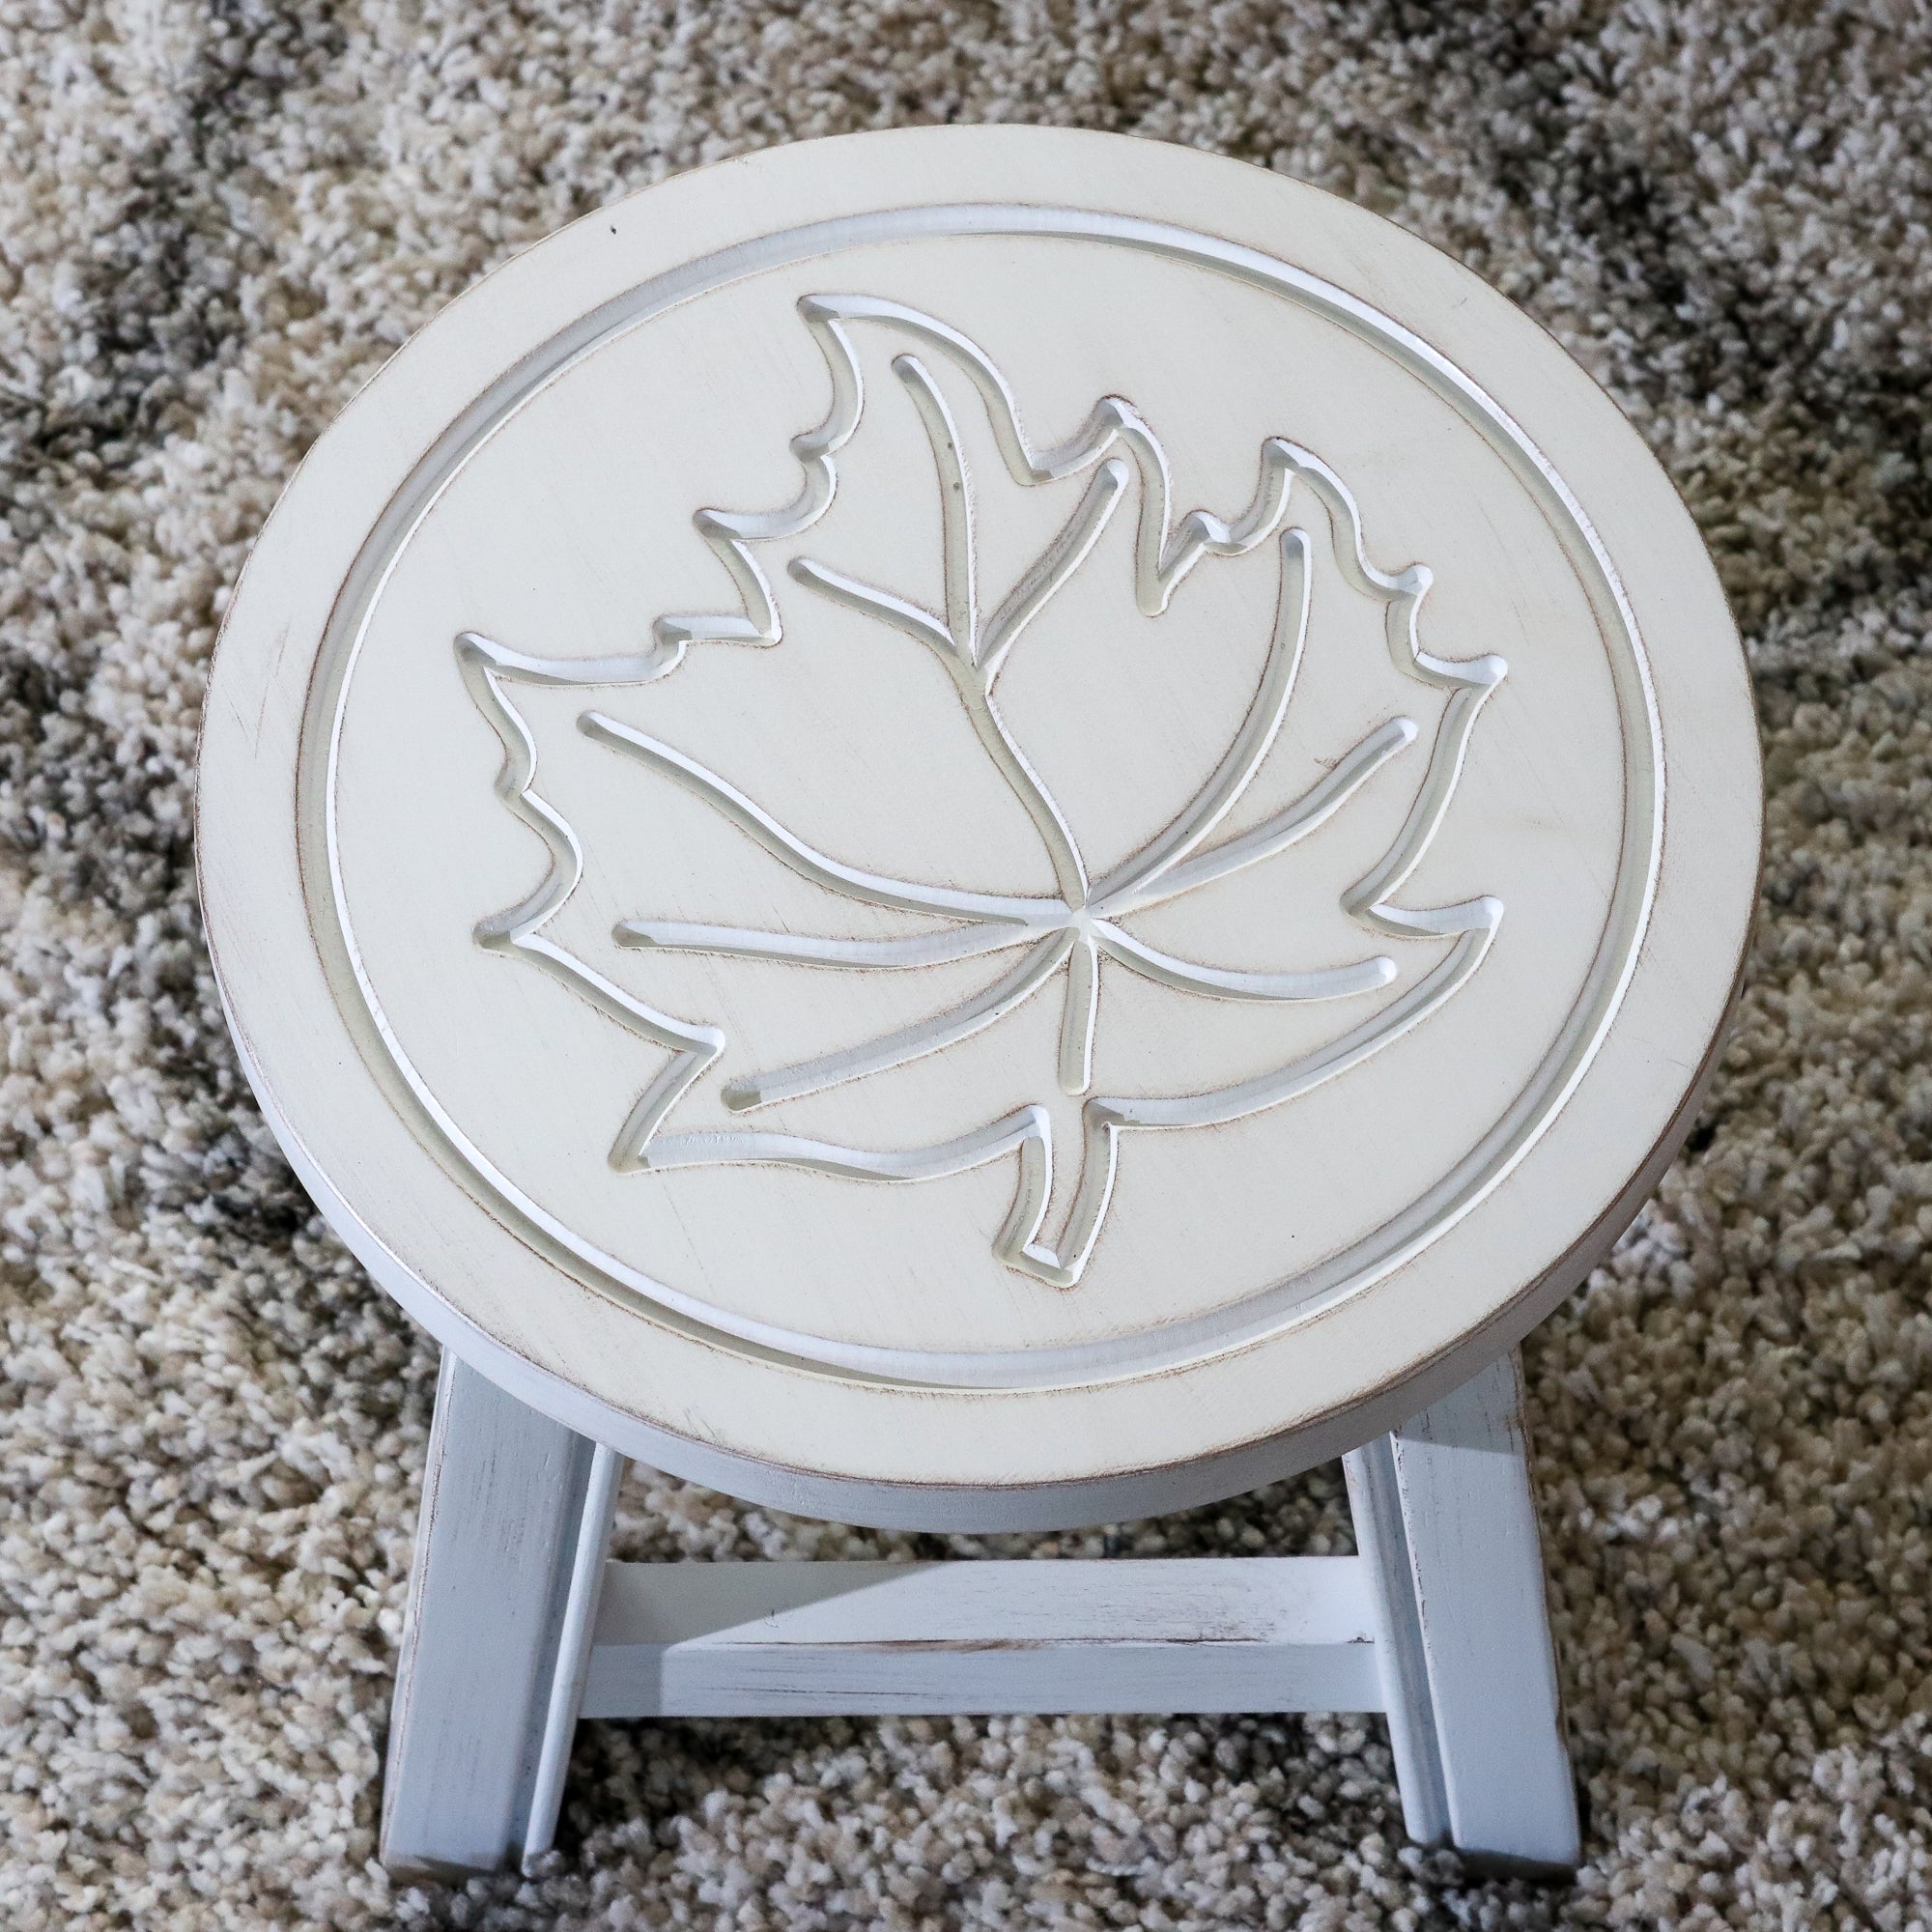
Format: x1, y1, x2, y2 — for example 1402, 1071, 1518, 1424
196, 127, 1757, 1880
578, 1553, 1384, 1718
382, 1351, 1577, 1877
381, 1355, 603, 1877
199, 128, 1756, 1519
1343, 1351, 1578, 1861
460, 297, 1508, 1293
522, 1439, 621, 1870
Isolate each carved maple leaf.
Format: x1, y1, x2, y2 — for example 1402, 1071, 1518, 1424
458, 295, 1506, 1288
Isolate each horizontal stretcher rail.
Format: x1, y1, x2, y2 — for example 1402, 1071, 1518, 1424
581, 1554, 1383, 1719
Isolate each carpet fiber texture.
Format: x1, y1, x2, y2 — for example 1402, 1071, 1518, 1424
5, 3, 1932, 1926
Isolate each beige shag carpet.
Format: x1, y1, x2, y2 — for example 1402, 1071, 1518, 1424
5, 3, 1932, 1925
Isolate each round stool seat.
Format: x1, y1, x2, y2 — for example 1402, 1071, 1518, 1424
198, 128, 1759, 1530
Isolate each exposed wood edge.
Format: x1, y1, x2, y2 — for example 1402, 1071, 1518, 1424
1387, 1352, 1581, 1869
520, 1443, 625, 1872
378, 1356, 599, 1879
581, 1555, 1384, 1719
1342, 1435, 1451, 1844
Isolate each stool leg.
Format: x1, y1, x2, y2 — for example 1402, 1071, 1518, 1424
1343, 1350, 1580, 1871
380, 1352, 621, 1879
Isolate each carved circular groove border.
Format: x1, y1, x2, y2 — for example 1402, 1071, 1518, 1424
305, 205, 1662, 1392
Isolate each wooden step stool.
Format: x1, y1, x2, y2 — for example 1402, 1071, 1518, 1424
195, 128, 1761, 1881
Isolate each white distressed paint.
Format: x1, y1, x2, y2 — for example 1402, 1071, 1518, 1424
521, 1442, 623, 1871
579, 1553, 1382, 1718
198, 126, 1760, 1529
198, 125, 1748, 1884
1382, 1350, 1581, 1868
1343, 1432, 1451, 1847
380, 1357, 604, 1880
382, 1348, 1583, 1878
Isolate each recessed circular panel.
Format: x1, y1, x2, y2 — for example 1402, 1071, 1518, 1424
199, 130, 1758, 1526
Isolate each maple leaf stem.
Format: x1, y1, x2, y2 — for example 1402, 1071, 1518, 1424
1058, 936, 1099, 1095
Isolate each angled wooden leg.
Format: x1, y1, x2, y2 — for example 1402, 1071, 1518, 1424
381, 1353, 622, 1879
1343, 1430, 1453, 1847
1343, 1350, 1580, 1872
